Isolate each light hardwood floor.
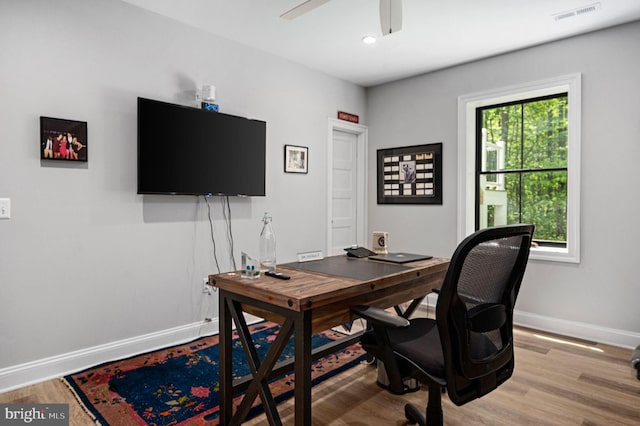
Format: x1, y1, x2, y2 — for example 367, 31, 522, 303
1, 326, 638, 425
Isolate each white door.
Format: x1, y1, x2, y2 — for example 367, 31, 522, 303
327, 119, 367, 256
331, 130, 358, 254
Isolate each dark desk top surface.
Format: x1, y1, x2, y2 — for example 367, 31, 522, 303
283, 256, 412, 281
209, 255, 449, 313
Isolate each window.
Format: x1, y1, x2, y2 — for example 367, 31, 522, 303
477, 93, 568, 246
458, 74, 581, 263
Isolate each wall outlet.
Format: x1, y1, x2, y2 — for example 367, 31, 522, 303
0, 198, 10, 219
202, 277, 214, 295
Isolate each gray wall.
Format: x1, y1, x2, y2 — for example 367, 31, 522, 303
0, 0, 365, 370
367, 21, 640, 345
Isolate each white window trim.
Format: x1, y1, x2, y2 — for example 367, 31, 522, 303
457, 74, 581, 263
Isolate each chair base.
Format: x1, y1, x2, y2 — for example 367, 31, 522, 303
405, 403, 425, 425
404, 384, 444, 426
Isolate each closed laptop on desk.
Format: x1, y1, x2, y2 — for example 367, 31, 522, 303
368, 253, 433, 264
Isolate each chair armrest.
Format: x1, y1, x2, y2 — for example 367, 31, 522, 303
351, 305, 410, 328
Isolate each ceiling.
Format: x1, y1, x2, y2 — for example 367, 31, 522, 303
121, 0, 640, 87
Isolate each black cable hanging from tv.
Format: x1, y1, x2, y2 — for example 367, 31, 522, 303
205, 195, 221, 274
222, 195, 237, 271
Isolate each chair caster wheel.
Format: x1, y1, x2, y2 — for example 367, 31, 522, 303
404, 403, 424, 425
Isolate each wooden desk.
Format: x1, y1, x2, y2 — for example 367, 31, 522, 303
209, 256, 449, 425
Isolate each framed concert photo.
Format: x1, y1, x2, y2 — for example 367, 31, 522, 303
40, 117, 88, 162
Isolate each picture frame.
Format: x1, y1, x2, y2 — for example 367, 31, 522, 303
40, 116, 88, 162
284, 144, 308, 174
377, 143, 442, 205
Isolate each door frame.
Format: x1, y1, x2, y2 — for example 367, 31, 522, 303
326, 118, 368, 256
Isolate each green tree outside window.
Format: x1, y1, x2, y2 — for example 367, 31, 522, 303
476, 94, 568, 246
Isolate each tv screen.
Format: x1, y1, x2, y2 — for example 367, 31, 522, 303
137, 97, 266, 196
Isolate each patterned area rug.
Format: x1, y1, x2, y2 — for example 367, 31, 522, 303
64, 321, 365, 425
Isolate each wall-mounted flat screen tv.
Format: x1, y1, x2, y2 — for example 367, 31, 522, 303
137, 97, 266, 196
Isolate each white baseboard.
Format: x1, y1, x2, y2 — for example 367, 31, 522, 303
420, 297, 638, 349
513, 310, 640, 349
0, 314, 262, 394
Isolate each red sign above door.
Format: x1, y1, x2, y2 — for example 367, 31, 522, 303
337, 111, 359, 124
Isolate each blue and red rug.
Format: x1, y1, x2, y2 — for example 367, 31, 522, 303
64, 321, 365, 425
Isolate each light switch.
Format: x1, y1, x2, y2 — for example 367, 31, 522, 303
0, 198, 11, 219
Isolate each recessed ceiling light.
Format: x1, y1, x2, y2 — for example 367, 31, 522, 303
362, 35, 377, 44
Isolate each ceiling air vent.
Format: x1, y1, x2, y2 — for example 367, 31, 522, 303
553, 2, 601, 21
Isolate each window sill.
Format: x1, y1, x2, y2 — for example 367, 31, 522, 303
530, 246, 580, 263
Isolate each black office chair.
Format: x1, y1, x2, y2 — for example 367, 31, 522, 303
352, 224, 535, 426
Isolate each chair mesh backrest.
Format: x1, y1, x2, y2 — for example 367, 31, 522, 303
457, 235, 524, 354
436, 224, 534, 405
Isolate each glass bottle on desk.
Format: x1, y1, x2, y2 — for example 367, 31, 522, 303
259, 212, 276, 272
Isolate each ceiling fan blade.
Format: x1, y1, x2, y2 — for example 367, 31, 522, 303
380, 0, 402, 35
280, 0, 331, 20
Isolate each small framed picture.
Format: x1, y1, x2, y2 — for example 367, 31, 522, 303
284, 144, 308, 174
40, 117, 88, 162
